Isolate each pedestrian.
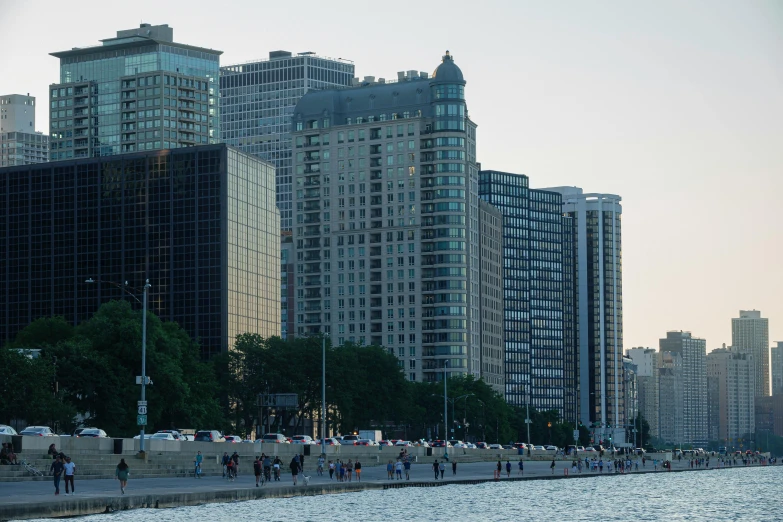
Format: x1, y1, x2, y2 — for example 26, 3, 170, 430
63, 456, 76, 495
50, 455, 64, 495
226, 458, 235, 481
231, 451, 240, 476
355, 459, 362, 481
328, 460, 335, 480
116, 458, 130, 494
317, 455, 325, 476
299, 453, 305, 473
550, 458, 556, 474
598, 459, 603, 473
221, 452, 230, 477
253, 456, 262, 487
48, 443, 58, 460
335, 459, 342, 482
273, 457, 281, 481
403, 459, 411, 480
495, 460, 502, 480
194, 451, 203, 478
396, 459, 403, 480
289, 456, 299, 485
433, 459, 440, 480
439, 460, 445, 479
346, 459, 353, 482
518, 458, 524, 475
452, 460, 457, 475
505, 460, 511, 477
388, 460, 395, 480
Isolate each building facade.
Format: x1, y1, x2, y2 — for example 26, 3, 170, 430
771, 341, 783, 396
220, 51, 355, 231
49, 24, 221, 160
626, 347, 660, 439
622, 356, 639, 446
1, 94, 49, 167
478, 200, 505, 394
731, 310, 769, 397
706, 346, 755, 445
0, 144, 280, 356
659, 331, 708, 446
658, 350, 684, 446
290, 52, 504, 385
478, 171, 568, 416
545, 187, 623, 444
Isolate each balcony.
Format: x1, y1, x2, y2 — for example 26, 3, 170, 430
303, 226, 321, 237
305, 152, 321, 161
303, 179, 320, 187
371, 324, 382, 333
304, 165, 321, 174
303, 202, 321, 212
370, 285, 382, 295
304, 239, 321, 249
304, 265, 321, 274
304, 278, 321, 286
304, 305, 321, 312
304, 189, 321, 199
304, 253, 321, 262
303, 216, 321, 224
304, 289, 322, 299
370, 298, 382, 307
370, 273, 382, 282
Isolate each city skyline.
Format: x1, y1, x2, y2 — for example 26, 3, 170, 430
0, 1, 780, 350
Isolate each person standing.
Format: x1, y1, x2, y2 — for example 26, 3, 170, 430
403, 459, 411, 480
194, 451, 203, 478
355, 459, 362, 481
289, 456, 300, 485
550, 458, 556, 474
432, 459, 440, 480
387, 460, 394, 480
253, 456, 262, 487
317, 455, 325, 476
395, 459, 403, 480
328, 460, 335, 480
299, 453, 305, 473
231, 451, 240, 476
505, 460, 511, 477
452, 460, 457, 475
50, 455, 64, 496
495, 460, 502, 479
63, 456, 76, 495
346, 459, 354, 482
518, 458, 524, 475
221, 452, 230, 477
439, 460, 445, 479
116, 459, 130, 494
273, 457, 281, 481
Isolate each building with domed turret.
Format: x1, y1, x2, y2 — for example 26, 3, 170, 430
289, 52, 505, 394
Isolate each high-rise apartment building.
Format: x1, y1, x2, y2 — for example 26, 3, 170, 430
49, 23, 221, 160
478, 171, 569, 417
772, 341, 783, 396
545, 187, 623, 444
220, 51, 355, 230
626, 347, 660, 439
1, 94, 49, 167
659, 331, 708, 446
658, 350, 684, 445
623, 356, 639, 444
478, 200, 505, 394
706, 346, 755, 444
732, 310, 769, 397
290, 52, 504, 385
0, 144, 280, 356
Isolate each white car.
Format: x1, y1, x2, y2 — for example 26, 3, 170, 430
395, 440, 413, 447
224, 435, 243, 443
415, 440, 430, 448
544, 445, 558, 452
291, 435, 316, 445
0, 425, 18, 436
149, 432, 177, 441
452, 443, 469, 448
489, 444, 503, 450
20, 426, 55, 437
532, 445, 546, 451
466, 443, 477, 449
583, 447, 598, 453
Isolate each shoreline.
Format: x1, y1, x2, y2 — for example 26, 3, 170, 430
3, 463, 770, 521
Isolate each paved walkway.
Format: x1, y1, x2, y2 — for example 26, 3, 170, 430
0, 457, 736, 507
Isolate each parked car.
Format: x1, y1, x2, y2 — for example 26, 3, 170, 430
20, 426, 55, 437
149, 432, 177, 441
224, 435, 243, 443
341, 435, 360, 444
378, 440, 395, 446
0, 425, 18, 436
291, 435, 316, 445
154, 430, 185, 440
316, 438, 340, 446
448, 440, 464, 447
355, 439, 378, 446
78, 428, 109, 438
452, 442, 469, 448
260, 433, 288, 444
488, 443, 503, 450
476, 442, 489, 449
194, 430, 225, 442
513, 442, 528, 450
583, 447, 598, 453
73, 427, 92, 437
431, 440, 451, 448
634, 448, 646, 455
395, 440, 413, 447
544, 445, 558, 452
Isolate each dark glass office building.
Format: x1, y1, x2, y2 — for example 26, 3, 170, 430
0, 144, 280, 357
479, 170, 568, 417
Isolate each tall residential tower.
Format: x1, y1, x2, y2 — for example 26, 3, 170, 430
732, 310, 770, 397
659, 331, 708, 446
772, 341, 783, 396
0, 94, 49, 167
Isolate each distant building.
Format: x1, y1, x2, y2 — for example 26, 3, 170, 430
658, 350, 684, 446
0, 94, 49, 167
0, 144, 280, 356
623, 356, 639, 446
771, 341, 783, 396
626, 347, 659, 439
732, 310, 769, 397
280, 233, 295, 340
706, 346, 755, 445
659, 331, 708, 446
48, 23, 221, 160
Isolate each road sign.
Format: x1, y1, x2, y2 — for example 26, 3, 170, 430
138, 406, 148, 415
138, 400, 147, 406
137, 414, 147, 426
573, 430, 580, 441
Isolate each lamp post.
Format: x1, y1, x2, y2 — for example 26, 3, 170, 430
85, 278, 150, 453
476, 399, 486, 441
443, 360, 449, 460
321, 336, 326, 452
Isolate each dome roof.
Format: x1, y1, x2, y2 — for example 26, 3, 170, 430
432, 50, 464, 82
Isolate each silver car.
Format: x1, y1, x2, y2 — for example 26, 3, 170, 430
20, 426, 55, 436
0, 425, 18, 436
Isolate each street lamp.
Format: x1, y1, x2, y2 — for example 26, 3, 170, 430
443, 360, 449, 460
85, 277, 151, 453
476, 398, 486, 441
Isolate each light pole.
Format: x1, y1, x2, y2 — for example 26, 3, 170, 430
443, 360, 449, 460
85, 278, 151, 453
321, 336, 326, 452
476, 399, 486, 441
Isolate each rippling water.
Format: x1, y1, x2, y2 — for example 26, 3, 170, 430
30, 467, 782, 522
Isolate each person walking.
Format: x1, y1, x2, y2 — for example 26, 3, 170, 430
317, 455, 325, 476
221, 452, 230, 477
194, 451, 203, 479
495, 460, 502, 480
439, 460, 446, 479
226, 458, 236, 481
273, 457, 281, 481
505, 460, 511, 478
299, 453, 305, 473
63, 456, 76, 495
289, 456, 300, 485
355, 459, 362, 481
231, 451, 240, 476
339, 460, 346, 482
403, 459, 411, 480
452, 460, 457, 475
396, 459, 403, 480
550, 458, 556, 474
263, 454, 272, 483
328, 460, 335, 480
50, 455, 64, 496
253, 456, 262, 487
518, 458, 524, 475
116, 459, 130, 494
388, 460, 395, 480
433, 459, 440, 480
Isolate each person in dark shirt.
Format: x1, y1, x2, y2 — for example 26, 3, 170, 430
50, 455, 64, 495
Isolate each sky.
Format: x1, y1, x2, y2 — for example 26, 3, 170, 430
1, 0, 781, 351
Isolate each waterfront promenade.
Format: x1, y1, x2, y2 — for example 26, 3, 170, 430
2, 458, 767, 521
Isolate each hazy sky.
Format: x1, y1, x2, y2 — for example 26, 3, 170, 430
1, 0, 781, 351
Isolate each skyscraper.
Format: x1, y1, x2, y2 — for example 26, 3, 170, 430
49, 23, 221, 160
658, 350, 684, 445
289, 52, 504, 385
706, 346, 755, 444
478, 171, 568, 417
772, 341, 783, 396
0, 94, 49, 167
659, 331, 708, 446
545, 187, 623, 444
220, 51, 355, 231
732, 310, 770, 397
0, 144, 280, 356
626, 347, 660, 439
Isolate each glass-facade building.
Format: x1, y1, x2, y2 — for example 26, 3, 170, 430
478, 171, 568, 417
220, 51, 355, 231
0, 144, 280, 357
49, 24, 221, 160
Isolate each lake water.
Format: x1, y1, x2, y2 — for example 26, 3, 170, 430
25, 466, 782, 522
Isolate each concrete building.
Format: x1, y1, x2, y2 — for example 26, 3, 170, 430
1, 94, 49, 167
771, 341, 783, 396
289, 51, 504, 386
731, 310, 769, 397
477, 200, 505, 394
544, 187, 623, 445
49, 23, 221, 160
220, 51, 355, 231
0, 144, 280, 356
658, 350, 684, 446
478, 171, 569, 415
280, 233, 295, 340
706, 346, 755, 445
623, 356, 639, 446
626, 347, 659, 439
659, 331, 708, 446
